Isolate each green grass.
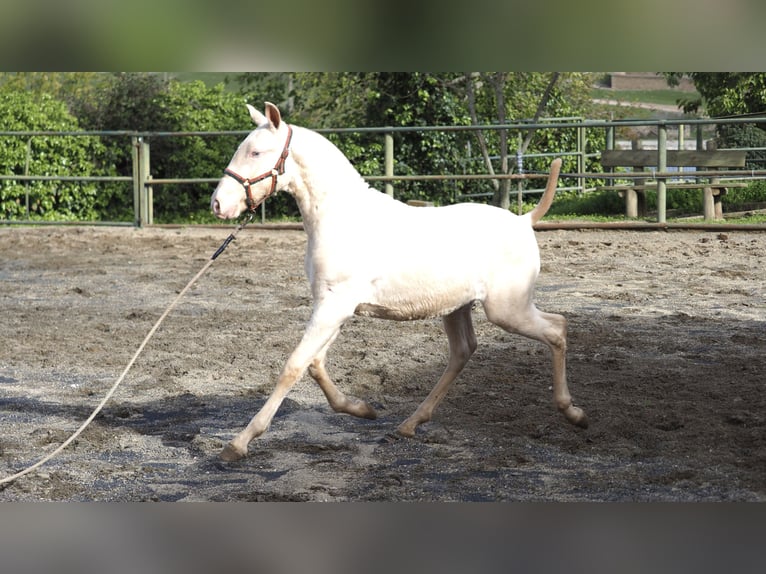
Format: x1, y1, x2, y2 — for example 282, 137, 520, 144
590, 87, 700, 107
538, 212, 766, 225
672, 213, 766, 224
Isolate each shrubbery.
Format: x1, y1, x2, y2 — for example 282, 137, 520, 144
1, 75, 253, 222
74, 75, 251, 222
546, 182, 766, 219
0, 92, 106, 220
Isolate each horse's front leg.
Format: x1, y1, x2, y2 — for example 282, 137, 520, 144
309, 334, 378, 420
220, 299, 354, 461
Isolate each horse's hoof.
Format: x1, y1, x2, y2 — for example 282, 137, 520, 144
395, 423, 417, 438
564, 405, 589, 429
219, 443, 247, 462
346, 399, 378, 420
378, 432, 402, 444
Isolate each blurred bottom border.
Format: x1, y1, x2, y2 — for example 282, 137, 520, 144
0, 502, 762, 574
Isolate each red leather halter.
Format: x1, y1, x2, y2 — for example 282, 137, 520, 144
223, 124, 293, 213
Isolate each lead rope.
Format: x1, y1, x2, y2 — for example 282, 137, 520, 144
0, 213, 255, 488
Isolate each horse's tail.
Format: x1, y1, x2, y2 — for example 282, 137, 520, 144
528, 158, 562, 225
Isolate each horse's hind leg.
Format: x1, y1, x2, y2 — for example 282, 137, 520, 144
309, 334, 377, 420
397, 303, 477, 437
482, 297, 588, 429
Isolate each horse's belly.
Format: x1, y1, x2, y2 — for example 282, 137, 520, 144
354, 279, 480, 321
354, 301, 471, 321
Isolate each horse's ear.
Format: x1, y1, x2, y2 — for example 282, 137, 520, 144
264, 102, 282, 129
247, 104, 268, 127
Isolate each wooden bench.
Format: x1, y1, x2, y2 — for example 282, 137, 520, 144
406, 199, 434, 207
600, 148, 747, 219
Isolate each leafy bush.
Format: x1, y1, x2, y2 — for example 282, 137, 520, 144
547, 181, 766, 219
149, 81, 251, 222
71, 73, 167, 221
74, 74, 252, 222
547, 189, 625, 216
722, 180, 766, 211
0, 91, 106, 220
716, 123, 766, 170
642, 183, 766, 214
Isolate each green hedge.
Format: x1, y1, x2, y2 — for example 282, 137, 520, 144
0, 92, 107, 220
547, 183, 766, 218
73, 76, 251, 223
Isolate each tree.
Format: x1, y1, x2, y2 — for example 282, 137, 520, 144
0, 72, 108, 111
666, 73, 766, 118
463, 72, 560, 209
290, 73, 473, 204
459, 72, 599, 209
231, 73, 294, 114
666, 73, 766, 169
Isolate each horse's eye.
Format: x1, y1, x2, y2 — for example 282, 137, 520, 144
250, 150, 260, 158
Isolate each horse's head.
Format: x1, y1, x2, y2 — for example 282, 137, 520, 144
211, 102, 293, 219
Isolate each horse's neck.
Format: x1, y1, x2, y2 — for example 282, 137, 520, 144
289, 126, 371, 227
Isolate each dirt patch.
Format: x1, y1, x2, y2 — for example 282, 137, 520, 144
1, 225, 764, 501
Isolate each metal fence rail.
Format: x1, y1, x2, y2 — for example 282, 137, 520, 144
2, 116, 766, 226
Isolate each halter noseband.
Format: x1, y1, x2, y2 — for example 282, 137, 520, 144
223, 124, 293, 213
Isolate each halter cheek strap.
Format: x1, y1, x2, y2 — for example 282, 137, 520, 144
223, 124, 293, 213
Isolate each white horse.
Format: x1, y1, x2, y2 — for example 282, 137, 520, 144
211, 102, 588, 461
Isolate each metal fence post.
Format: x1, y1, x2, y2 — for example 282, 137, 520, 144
143, 140, 152, 226
678, 123, 685, 150
657, 123, 667, 223
24, 137, 31, 219
578, 124, 585, 194
384, 132, 394, 197
605, 122, 614, 151
605, 122, 614, 194
132, 137, 141, 227
516, 133, 524, 215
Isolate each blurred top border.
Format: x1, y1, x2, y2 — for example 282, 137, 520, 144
1, 0, 765, 70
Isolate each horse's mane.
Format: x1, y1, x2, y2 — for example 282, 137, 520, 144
292, 125, 370, 190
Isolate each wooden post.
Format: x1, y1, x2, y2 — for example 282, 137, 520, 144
624, 139, 642, 218
132, 137, 151, 227
703, 140, 719, 220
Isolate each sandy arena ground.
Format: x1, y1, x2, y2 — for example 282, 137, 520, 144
1, 224, 764, 501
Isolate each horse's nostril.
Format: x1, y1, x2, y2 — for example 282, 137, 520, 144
213, 199, 220, 214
